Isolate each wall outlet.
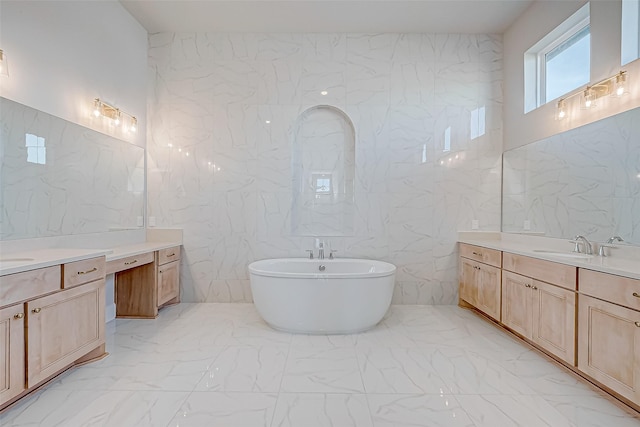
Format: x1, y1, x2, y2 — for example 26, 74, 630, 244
523, 220, 531, 230
148, 216, 156, 227
471, 219, 479, 230
136, 216, 143, 227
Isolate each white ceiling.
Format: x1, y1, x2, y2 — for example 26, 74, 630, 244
120, 0, 534, 34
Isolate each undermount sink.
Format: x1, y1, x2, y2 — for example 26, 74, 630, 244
532, 250, 592, 259
0, 257, 35, 262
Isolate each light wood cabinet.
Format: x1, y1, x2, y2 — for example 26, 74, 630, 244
26, 279, 105, 386
114, 246, 182, 318
578, 294, 640, 403
158, 260, 180, 307
0, 304, 25, 405
459, 245, 501, 322
501, 270, 576, 365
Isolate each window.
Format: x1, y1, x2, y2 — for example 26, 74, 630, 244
524, 4, 590, 112
25, 133, 46, 165
622, 0, 640, 65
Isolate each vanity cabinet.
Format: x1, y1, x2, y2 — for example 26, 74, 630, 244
0, 304, 25, 405
578, 269, 640, 404
502, 270, 576, 365
26, 279, 105, 386
111, 245, 182, 318
0, 256, 105, 410
458, 244, 501, 321
157, 247, 180, 307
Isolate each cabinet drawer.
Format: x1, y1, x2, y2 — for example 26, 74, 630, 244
459, 243, 501, 268
63, 257, 106, 289
0, 266, 61, 308
157, 246, 181, 266
106, 252, 154, 275
503, 253, 576, 290
580, 269, 640, 311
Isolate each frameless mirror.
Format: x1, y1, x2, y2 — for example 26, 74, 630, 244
0, 97, 145, 240
502, 106, 640, 245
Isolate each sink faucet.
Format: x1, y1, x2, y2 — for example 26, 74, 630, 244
598, 236, 624, 257
318, 241, 325, 260
573, 235, 593, 255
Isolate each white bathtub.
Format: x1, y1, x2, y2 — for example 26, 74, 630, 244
248, 258, 396, 334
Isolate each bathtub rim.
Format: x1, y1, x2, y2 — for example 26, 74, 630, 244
248, 257, 396, 279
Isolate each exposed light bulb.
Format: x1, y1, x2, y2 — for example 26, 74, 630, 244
93, 99, 102, 117
130, 117, 138, 133
114, 110, 121, 126
556, 99, 567, 120
265, 120, 271, 124
613, 71, 628, 97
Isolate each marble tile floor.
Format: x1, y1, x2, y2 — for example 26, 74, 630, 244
2, 303, 640, 427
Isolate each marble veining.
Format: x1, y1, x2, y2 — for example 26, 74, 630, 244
2, 303, 638, 426
503, 106, 640, 245
147, 32, 504, 304
0, 98, 145, 241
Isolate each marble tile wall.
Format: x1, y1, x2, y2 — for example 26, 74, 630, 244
503, 106, 640, 245
147, 33, 503, 304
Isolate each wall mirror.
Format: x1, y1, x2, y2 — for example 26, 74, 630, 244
0, 97, 145, 240
502, 106, 640, 245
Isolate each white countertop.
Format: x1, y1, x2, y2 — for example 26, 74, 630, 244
459, 235, 640, 281
0, 241, 181, 276
106, 242, 180, 261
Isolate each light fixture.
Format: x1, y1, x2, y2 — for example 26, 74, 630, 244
556, 99, 567, 120
0, 49, 8, 77
582, 87, 596, 109
553, 70, 630, 119
91, 98, 137, 133
612, 71, 628, 97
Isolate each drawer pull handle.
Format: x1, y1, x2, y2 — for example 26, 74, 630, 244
124, 260, 138, 266
532, 286, 538, 290
525, 284, 531, 288
32, 308, 41, 314
77, 267, 98, 275
633, 293, 640, 298
159, 270, 163, 274
472, 252, 483, 256
635, 322, 640, 328
14, 313, 24, 319
167, 253, 176, 257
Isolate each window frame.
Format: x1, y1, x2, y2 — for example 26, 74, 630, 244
537, 17, 590, 106
523, 3, 591, 113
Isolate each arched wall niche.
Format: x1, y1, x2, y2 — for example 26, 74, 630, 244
291, 105, 355, 237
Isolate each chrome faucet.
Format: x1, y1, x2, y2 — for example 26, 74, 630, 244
573, 235, 593, 255
598, 236, 624, 257
318, 241, 325, 260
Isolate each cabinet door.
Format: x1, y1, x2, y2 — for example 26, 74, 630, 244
578, 294, 640, 403
476, 263, 501, 322
459, 257, 477, 306
501, 271, 532, 339
27, 280, 105, 387
0, 304, 25, 407
532, 280, 576, 365
158, 260, 180, 307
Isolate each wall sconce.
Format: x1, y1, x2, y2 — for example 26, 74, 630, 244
92, 98, 137, 133
555, 70, 629, 119
0, 49, 9, 77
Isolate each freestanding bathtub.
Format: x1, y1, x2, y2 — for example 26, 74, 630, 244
248, 258, 396, 334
